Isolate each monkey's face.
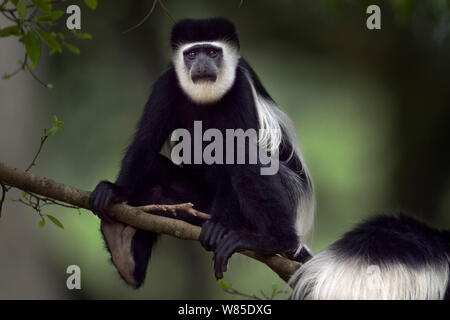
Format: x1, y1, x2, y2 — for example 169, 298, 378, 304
173, 41, 240, 104
184, 44, 222, 83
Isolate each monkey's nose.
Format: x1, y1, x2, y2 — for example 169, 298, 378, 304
191, 68, 217, 83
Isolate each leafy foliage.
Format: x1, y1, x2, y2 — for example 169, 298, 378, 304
43, 115, 64, 138
0, 0, 98, 80
46, 214, 64, 229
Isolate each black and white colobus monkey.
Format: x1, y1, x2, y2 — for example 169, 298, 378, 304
289, 214, 449, 300
89, 18, 315, 287
89, 17, 448, 299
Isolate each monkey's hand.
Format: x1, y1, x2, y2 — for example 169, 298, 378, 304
199, 220, 228, 252
89, 181, 127, 223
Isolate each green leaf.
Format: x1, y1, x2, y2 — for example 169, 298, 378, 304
22, 190, 28, 198
217, 280, 230, 291
46, 214, 64, 229
23, 29, 41, 69
15, 0, 27, 20
35, 10, 64, 22
72, 31, 92, 40
36, 29, 62, 53
84, 0, 98, 10
53, 115, 64, 127
38, 217, 46, 228
2, 74, 11, 80
78, 33, 92, 40
31, 0, 52, 13
44, 126, 61, 137
63, 42, 80, 54
0, 25, 21, 38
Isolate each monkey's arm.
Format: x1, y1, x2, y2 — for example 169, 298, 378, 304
90, 67, 179, 220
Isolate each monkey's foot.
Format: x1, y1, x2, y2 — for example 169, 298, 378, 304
199, 220, 228, 251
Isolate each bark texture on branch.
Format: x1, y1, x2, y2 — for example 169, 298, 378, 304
0, 161, 301, 282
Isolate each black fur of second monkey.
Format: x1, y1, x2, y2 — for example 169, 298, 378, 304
90, 18, 308, 286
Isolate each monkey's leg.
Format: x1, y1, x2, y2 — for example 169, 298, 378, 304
101, 155, 212, 287
198, 179, 242, 252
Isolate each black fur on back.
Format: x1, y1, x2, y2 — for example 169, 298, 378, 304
333, 213, 449, 269
170, 17, 240, 50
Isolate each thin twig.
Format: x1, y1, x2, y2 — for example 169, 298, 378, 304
30, 192, 80, 210
3, 52, 27, 81
25, 133, 48, 172
28, 68, 50, 88
122, 0, 158, 34
122, 0, 175, 34
137, 202, 211, 220
0, 9, 16, 22
158, 0, 175, 23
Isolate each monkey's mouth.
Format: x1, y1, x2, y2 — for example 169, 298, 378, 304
191, 75, 217, 83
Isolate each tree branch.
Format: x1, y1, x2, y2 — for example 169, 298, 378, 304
0, 161, 301, 283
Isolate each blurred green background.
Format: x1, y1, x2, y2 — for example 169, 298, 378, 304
0, 0, 449, 299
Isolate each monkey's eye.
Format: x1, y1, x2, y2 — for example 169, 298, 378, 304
207, 50, 218, 58
187, 52, 196, 60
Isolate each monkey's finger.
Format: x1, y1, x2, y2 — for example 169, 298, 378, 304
215, 231, 241, 274
90, 187, 103, 214
205, 222, 219, 249
100, 189, 113, 214
95, 191, 108, 216
208, 224, 227, 250
200, 221, 217, 251
214, 257, 223, 280
198, 220, 209, 245
98, 190, 114, 223
93, 192, 104, 215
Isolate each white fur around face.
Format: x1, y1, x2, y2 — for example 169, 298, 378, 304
289, 248, 449, 300
173, 41, 240, 104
